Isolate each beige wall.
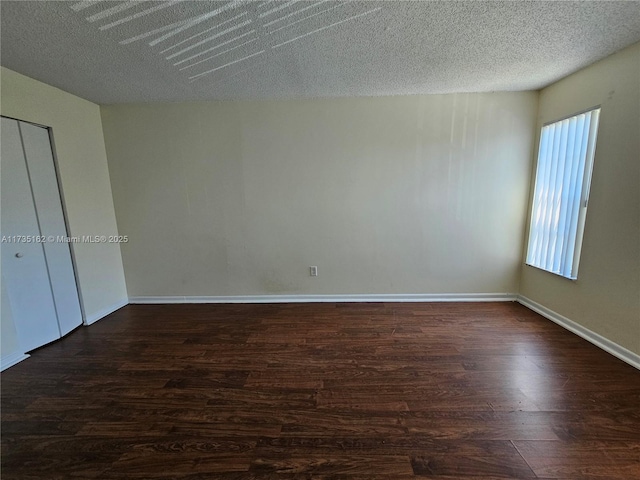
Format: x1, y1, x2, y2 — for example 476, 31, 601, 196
520, 43, 640, 355
102, 92, 537, 298
0, 67, 128, 354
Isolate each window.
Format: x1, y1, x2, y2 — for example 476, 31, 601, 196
526, 107, 600, 280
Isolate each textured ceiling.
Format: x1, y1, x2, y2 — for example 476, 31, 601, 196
2, 1, 640, 104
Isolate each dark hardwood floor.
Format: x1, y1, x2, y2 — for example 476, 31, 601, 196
2, 302, 639, 479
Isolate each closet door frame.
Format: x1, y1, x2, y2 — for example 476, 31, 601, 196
1, 115, 86, 327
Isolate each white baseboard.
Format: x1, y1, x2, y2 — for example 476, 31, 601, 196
84, 298, 129, 325
129, 293, 517, 304
1, 351, 29, 371
518, 295, 640, 370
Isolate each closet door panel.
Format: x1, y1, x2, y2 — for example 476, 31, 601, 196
1, 117, 60, 351
20, 122, 83, 336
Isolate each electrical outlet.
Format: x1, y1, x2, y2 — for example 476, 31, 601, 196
310, 266, 318, 277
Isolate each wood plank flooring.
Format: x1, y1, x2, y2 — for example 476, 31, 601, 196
2, 302, 639, 479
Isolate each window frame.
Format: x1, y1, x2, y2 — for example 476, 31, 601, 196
525, 106, 601, 280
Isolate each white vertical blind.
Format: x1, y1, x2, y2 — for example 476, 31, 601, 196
526, 108, 600, 279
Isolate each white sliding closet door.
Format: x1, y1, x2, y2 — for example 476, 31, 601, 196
20, 122, 83, 335
1, 117, 82, 351
1, 117, 61, 350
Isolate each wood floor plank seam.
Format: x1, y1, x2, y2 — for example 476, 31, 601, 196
509, 439, 538, 479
